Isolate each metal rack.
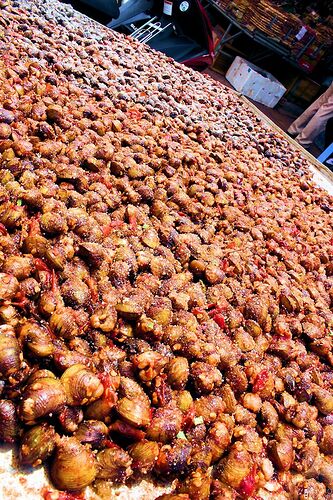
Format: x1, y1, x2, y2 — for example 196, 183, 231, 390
203, 0, 314, 71
130, 16, 172, 44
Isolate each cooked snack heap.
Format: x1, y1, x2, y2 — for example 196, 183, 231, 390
0, 0, 332, 498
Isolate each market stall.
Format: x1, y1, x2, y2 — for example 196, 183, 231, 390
0, 0, 332, 499
206, 0, 333, 73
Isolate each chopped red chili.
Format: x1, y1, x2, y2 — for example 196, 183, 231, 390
182, 406, 195, 431
212, 313, 226, 329
10, 290, 29, 309
85, 276, 98, 302
28, 218, 41, 236
252, 369, 269, 393
220, 258, 229, 271
42, 489, 84, 500
238, 465, 257, 497
192, 307, 205, 316
34, 258, 51, 273
129, 214, 137, 232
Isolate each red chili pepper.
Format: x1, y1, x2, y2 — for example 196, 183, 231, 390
290, 226, 299, 236
103, 387, 118, 405
10, 290, 28, 309
149, 407, 155, 423
238, 465, 257, 497
100, 178, 113, 190
129, 214, 137, 232
98, 373, 118, 392
0, 223, 7, 236
57, 407, 72, 428
277, 239, 291, 250
51, 269, 58, 293
34, 258, 50, 273
111, 220, 125, 228
103, 220, 125, 237
45, 83, 54, 95
42, 489, 84, 500
127, 108, 142, 120
212, 314, 226, 329
98, 373, 111, 388
192, 307, 205, 316
182, 406, 195, 431
80, 320, 90, 333
103, 439, 120, 449
253, 369, 269, 393
208, 305, 226, 316
207, 303, 217, 310
220, 258, 228, 271
102, 224, 112, 237
28, 218, 40, 236
154, 375, 169, 407
178, 211, 186, 217
85, 276, 98, 302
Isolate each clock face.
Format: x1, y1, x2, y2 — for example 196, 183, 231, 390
179, 1, 189, 12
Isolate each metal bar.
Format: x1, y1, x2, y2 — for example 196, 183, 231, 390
220, 31, 242, 45
281, 27, 293, 41
215, 21, 233, 53
131, 16, 158, 38
295, 34, 316, 59
253, 32, 289, 56
252, 48, 271, 63
142, 23, 172, 43
267, 15, 277, 29
252, 53, 270, 63
131, 17, 172, 45
317, 143, 333, 165
140, 28, 161, 43
220, 21, 233, 43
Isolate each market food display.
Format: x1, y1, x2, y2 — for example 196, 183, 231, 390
0, 0, 332, 498
212, 0, 332, 72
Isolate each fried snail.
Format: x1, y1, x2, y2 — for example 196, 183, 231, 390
0, 0, 332, 498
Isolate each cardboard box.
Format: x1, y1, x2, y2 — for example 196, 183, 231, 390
226, 56, 286, 107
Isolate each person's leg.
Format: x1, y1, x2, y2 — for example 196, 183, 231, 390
325, 116, 333, 148
288, 84, 333, 136
295, 95, 333, 147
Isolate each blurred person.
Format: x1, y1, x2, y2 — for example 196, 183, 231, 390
288, 82, 333, 149
325, 115, 333, 149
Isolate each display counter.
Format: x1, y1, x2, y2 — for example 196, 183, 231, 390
0, 1, 332, 499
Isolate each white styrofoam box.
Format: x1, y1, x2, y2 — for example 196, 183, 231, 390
226, 56, 287, 108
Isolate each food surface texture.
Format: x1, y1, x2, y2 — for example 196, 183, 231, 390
0, 0, 332, 498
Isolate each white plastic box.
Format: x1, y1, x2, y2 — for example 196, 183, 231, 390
226, 56, 287, 108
